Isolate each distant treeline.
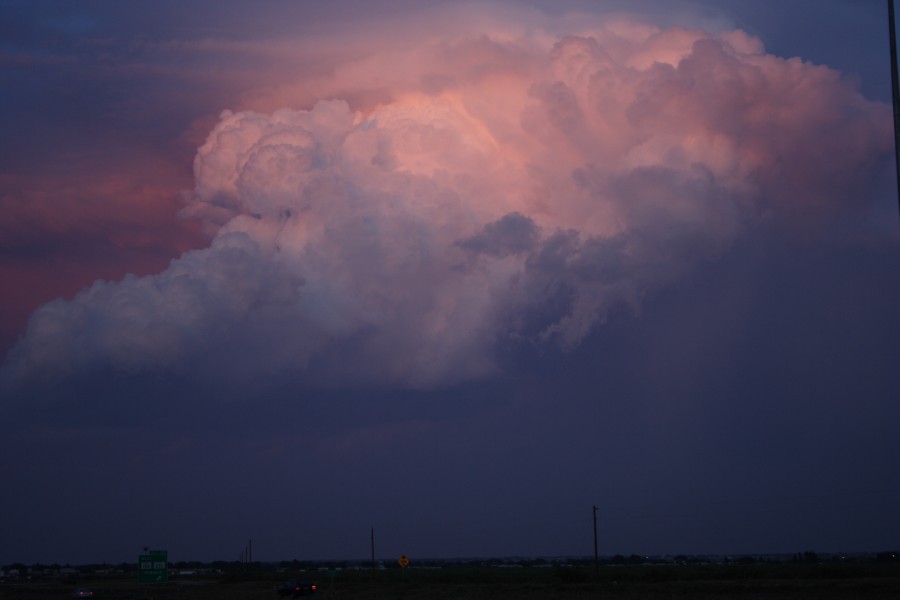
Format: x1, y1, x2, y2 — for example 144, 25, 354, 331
3, 550, 898, 582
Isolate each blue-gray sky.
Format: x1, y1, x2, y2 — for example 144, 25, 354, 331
1, 0, 898, 565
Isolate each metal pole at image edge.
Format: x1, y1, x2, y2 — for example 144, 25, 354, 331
889, 0, 900, 216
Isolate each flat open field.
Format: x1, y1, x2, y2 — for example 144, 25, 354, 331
4, 564, 900, 600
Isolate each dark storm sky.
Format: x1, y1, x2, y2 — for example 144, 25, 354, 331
1, 0, 898, 565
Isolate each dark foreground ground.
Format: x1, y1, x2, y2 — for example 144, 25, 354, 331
4, 563, 900, 599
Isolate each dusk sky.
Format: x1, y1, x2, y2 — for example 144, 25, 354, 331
1, 0, 898, 566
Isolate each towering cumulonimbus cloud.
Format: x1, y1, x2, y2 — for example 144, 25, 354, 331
2, 17, 890, 390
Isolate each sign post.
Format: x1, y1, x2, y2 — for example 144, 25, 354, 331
398, 555, 409, 583
139, 550, 169, 584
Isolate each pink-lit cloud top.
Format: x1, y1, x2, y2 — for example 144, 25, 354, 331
2, 14, 891, 391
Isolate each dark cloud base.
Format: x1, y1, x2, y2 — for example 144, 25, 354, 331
2, 235, 897, 564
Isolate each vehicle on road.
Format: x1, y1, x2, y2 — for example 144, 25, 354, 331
277, 579, 316, 597
72, 588, 93, 598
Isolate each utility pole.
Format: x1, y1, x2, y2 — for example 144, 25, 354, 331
593, 505, 599, 576
889, 0, 900, 216
371, 527, 376, 570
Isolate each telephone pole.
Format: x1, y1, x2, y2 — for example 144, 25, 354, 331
593, 505, 599, 576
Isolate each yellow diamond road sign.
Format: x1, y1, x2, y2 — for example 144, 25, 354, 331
398, 555, 409, 568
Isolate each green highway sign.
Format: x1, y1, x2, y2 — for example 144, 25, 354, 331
139, 550, 168, 584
